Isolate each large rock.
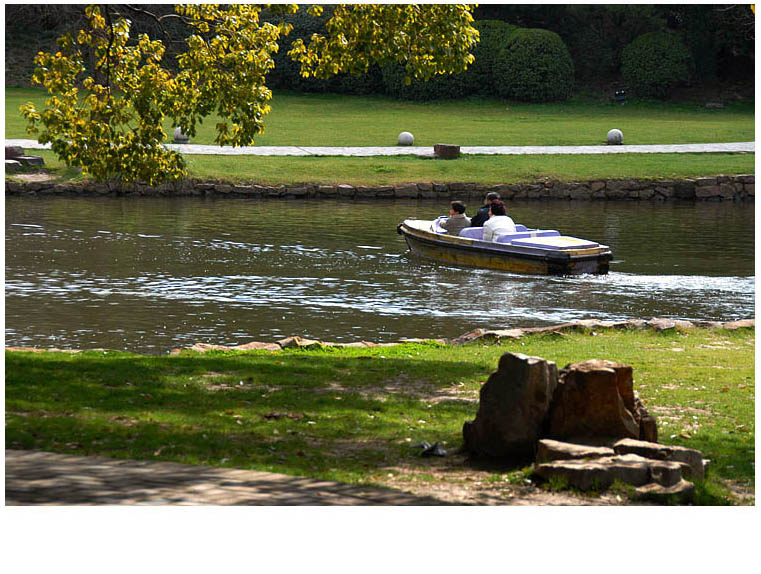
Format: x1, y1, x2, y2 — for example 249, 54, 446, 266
463, 353, 558, 458
546, 359, 640, 443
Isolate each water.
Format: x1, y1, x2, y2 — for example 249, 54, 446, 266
4, 197, 755, 353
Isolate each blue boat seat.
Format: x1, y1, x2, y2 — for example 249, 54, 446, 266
495, 230, 561, 243
459, 227, 483, 240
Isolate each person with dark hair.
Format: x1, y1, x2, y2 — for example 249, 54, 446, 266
483, 199, 516, 241
470, 192, 501, 227
440, 200, 471, 235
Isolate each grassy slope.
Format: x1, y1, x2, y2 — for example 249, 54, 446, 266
6, 327, 755, 504
7, 87, 755, 146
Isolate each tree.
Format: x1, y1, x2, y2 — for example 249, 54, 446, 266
20, 4, 479, 185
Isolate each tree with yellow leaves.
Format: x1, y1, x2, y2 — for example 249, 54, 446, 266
20, 4, 479, 185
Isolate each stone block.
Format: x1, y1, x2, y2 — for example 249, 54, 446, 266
433, 143, 460, 159
535, 439, 614, 463
285, 185, 309, 197
394, 183, 419, 198
277, 336, 323, 349
337, 184, 355, 197
463, 352, 558, 458
613, 438, 705, 480
416, 182, 433, 192
694, 177, 718, 186
719, 183, 737, 199
5, 146, 24, 159
17, 155, 45, 167
634, 479, 695, 503
432, 182, 449, 193
673, 182, 696, 199
5, 159, 22, 172
736, 174, 755, 184
374, 186, 395, 198
534, 455, 653, 490
316, 185, 337, 197
695, 185, 721, 199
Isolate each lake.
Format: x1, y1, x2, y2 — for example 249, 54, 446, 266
4, 197, 755, 353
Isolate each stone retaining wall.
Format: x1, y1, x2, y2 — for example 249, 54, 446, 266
5, 174, 755, 201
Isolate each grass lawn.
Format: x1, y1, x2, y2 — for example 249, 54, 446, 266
6, 327, 755, 505
17, 149, 756, 186
7, 87, 755, 147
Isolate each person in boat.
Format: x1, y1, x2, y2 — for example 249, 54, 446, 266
469, 192, 501, 227
483, 200, 516, 242
440, 200, 471, 236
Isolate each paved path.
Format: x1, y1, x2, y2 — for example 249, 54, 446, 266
4, 449, 445, 505
7, 139, 754, 156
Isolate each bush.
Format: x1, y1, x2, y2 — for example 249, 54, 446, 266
621, 31, 693, 99
465, 20, 519, 95
381, 64, 470, 101
493, 28, 574, 102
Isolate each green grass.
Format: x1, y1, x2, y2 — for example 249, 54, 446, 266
7, 87, 755, 146
17, 149, 756, 186
6, 327, 755, 504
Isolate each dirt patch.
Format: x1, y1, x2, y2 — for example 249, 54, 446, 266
322, 376, 479, 404
375, 453, 632, 506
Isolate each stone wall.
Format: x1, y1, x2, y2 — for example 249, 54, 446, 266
5, 175, 755, 201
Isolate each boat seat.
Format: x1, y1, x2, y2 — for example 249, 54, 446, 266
495, 230, 561, 243
514, 224, 529, 232
459, 227, 483, 240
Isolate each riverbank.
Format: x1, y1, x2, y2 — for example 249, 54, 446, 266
6, 172, 755, 201
6, 321, 755, 505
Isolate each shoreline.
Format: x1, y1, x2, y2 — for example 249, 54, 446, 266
5, 318, 754, 356
5, 174, 755, 201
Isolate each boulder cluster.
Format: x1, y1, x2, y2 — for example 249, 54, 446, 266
463, 352, 707, 501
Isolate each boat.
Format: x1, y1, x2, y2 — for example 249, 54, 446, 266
397, 217, 612, 275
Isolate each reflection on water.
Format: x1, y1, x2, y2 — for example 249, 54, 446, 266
5, 197, 755, 353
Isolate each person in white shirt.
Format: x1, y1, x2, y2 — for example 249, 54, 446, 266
482, 200, 516, 241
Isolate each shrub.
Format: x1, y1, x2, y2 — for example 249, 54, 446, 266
380, 63, 470, 101
621, 31, 693, 99
465, 20, 519, 95
493, 28, 575, 102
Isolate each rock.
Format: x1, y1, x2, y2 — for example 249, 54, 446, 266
5, 146, 24, 159
463, 352, 558, 458
5, 159, 22, 172
535, 439, 614, 463
173, 127, 190, 143
607, 129, 623, 145
434, 143, 460, 160
277, 336, 323, 349
723, 319, 754, 330
398, 131, 414, 146
647, 318, 694, 332
233, 341, 282, 352
394, 183, 419, 198
634, 479, 695, 503
534, 455, 652, 490
613, 438, 705, 479
16, 155, 45, 167
547, 359, 640, 443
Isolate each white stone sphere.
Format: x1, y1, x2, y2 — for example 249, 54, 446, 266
607, 129, 623, 145
173, 127, 189, 143
398, 131, 414, 146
